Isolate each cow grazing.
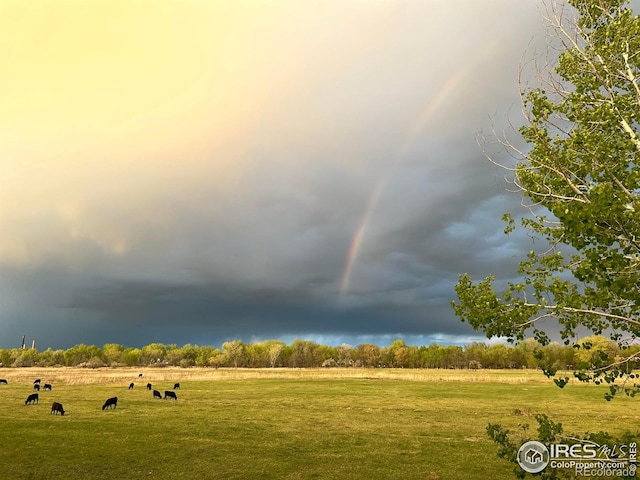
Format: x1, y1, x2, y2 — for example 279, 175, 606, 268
128, 382, 134, 390
146, 383, 152, 390
33, 384, 40, 391
33, 379, 41, 384
25, 393, 38, 405
0, 379, 7, 384
173, 383, 180, 390
102, 397, 118, 410
164, 391, 177, 400
51, 402, 65, 415
153, 390, 162, 399
43, 383, 52, 391
138, 373, 143, 378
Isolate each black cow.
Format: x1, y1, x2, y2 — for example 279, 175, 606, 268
146, 383, 152, 390
173, 383, 180, 390
0, 379, 7, 384
138, 373, 143, 378
51, 402, 65, 415
43, 383, 52, 391
102, 397, 118, 410
33, 384, 40, 391
33, 379, 41, 384
153, 390, 162, 399
164, 391, 177, 400
25, 393, 38, 405
128, 382, 134, 390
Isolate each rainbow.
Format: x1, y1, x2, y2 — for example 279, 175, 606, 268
339, 179, 387, 296
338, 63, 475, 298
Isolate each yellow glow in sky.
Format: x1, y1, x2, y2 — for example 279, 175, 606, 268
0, 0, 394, 265
0, 0, 282, 262
1, 1, 271, 156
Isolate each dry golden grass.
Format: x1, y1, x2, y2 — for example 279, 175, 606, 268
0, 366, 563, 385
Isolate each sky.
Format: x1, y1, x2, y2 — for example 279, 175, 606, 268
0, 0, 558, 350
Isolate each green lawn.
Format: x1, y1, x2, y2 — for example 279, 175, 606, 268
0, 369, 636, 479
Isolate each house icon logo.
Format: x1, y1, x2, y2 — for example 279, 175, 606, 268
517, 441, 550, 473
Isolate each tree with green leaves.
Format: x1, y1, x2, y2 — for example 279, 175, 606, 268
452, 0, 640, 397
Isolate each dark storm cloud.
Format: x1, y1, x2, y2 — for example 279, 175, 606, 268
54, 276, 464, 344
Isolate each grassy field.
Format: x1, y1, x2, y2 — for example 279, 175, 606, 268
0, 368, 636, 479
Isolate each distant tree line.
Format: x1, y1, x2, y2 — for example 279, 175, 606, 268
0, 336, 637, 371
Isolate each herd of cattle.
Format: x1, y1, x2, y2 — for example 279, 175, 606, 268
0, 375, 181, 416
